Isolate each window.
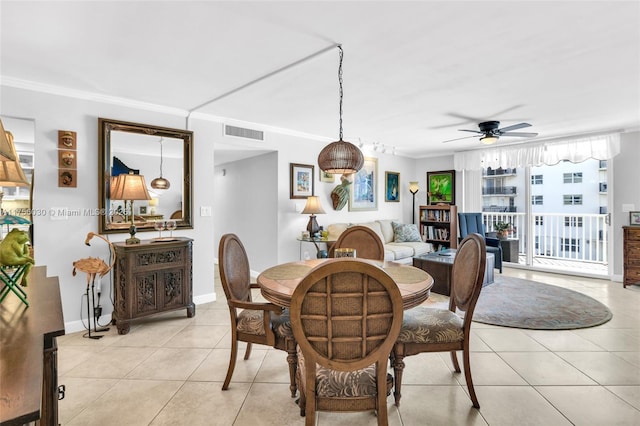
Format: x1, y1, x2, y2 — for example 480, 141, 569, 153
563, 194, 583, 205
564, 216, 583, 227
531, 174, 543, 184
531, 195, 544, 205
563, 172, 583, 183
535, 216, 544, 225
562, 238, 580, 253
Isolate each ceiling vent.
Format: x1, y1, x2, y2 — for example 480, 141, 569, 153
224, 125, 264, 141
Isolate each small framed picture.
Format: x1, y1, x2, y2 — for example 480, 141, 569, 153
58, 169, 77, 187
385, 171, 400, 202
290, 163, 314, 199
630, 211, 640, 226
320, 169, 335, 183
139, 206, 148, 215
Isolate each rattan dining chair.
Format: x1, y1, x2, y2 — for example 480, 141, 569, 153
218, 233, 298, 396
329, 225, 385, 260
290, 258, 403, 426
391, 233, 486, 408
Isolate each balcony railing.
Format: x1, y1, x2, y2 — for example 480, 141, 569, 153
482, 212, 608, 266
482, 186, 517, 195
483, 167, 517, 176
482, 205, 518, 213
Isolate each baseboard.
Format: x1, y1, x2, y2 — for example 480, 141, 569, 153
63, 293, 217, 334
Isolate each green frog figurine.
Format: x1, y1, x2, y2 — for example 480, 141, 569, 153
0, 228, 34, 286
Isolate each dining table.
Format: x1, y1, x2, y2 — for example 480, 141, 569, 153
257, 258, 434, 309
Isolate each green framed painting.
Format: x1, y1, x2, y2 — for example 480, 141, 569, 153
426, 170, 455, 204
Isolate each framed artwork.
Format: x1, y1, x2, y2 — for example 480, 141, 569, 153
630, 211, 640, 226
58, 150, 76, 169
290, 163, 314, 199
349, 157, 378, 211
427, 170, 455, 204
320, 169, 335, 183
139, 206, 148, 215
385, 171, 400, 202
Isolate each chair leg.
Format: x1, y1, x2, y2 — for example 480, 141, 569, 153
463, 346, 480, 408
286, 345, 298, 397
450, 350, 461, 373
376, 363, 389, 426
391, 348, 405, 407
244, 342, 252, 360
222, 336, 239, 390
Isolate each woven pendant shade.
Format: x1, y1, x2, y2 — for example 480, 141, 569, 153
318, 140, 364, 174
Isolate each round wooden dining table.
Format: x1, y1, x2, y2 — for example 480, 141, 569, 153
257, 258, 434, 310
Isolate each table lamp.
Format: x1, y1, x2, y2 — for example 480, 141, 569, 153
148, 198, 159, 215
409, 181, 419, 224
110, 172, 151, 244
301, 196, 325, 237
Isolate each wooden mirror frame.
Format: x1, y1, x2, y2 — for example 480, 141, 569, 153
98, 118, 193, 234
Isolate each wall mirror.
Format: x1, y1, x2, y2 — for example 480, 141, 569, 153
98, 118, 193, 234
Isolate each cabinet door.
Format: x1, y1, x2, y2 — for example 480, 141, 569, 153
161, 267, 187, 310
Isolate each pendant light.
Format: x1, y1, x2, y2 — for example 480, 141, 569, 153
317, 45, 364, 174
150, 137, 170, 190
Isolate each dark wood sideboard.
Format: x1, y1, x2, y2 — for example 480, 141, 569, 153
112, 237, 194, 334
623, 226, 640, 288
0, 266, 65, 426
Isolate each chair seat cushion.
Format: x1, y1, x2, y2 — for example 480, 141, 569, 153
297, 346, 392, 398
397, 307, 464, 344
237, 308, 294, 339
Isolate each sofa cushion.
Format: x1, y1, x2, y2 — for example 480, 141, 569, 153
356, 221, 385, 243
327, 223, 349, 240
376, 219, 397, 243
384, 243, 414, 260
392, 222, 422, 242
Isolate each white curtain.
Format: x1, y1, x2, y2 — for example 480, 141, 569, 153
454, 134, 620, 171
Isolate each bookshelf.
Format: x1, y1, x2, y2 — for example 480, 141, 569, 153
419, 204, 458, 250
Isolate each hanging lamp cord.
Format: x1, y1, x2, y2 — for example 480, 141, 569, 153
159, 137, 164, 178
338, 45, 344, 141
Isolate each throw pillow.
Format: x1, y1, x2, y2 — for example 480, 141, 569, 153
392, 222, 422, 243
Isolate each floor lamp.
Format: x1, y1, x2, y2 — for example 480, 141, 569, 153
409, 182, 419, 224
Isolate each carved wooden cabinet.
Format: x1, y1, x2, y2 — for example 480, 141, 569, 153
112, 237, 194, 334
623, 226, 640, 288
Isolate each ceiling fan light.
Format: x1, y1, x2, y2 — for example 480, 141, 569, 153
318, 139, 364, 174
481, 135, 498, 145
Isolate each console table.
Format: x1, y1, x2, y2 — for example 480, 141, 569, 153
112, 237, 194, 334
1, 266, 65, 426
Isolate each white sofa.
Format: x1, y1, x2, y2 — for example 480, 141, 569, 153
327, 219, 434, 264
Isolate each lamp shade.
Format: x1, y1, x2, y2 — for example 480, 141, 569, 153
110, 172, 151, 201
0, 130, 29, 187
301, 196, 326, 215
409, 181, 419, 194
317, 140, 364, 174
0, 119, 18, 162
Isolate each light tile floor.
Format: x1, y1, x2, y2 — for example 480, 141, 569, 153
58, 267, 640, 425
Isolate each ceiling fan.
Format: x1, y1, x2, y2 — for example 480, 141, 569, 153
442, 121, 538, 144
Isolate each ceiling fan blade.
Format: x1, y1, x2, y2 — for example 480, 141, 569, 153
458, 129, 483, 134
500, 132, 538, 137
442, 135, 477, 143
497, 122, 531, 132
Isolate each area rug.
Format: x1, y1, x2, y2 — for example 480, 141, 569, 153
468, 275, 613, 330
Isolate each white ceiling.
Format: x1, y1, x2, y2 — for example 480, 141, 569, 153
2, 1, 639, 163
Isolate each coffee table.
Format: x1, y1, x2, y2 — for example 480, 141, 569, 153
413, 249, 495, 295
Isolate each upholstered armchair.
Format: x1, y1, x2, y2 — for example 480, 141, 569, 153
458, 213, 502, 273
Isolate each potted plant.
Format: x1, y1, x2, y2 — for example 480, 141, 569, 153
494, 222, 511, 239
